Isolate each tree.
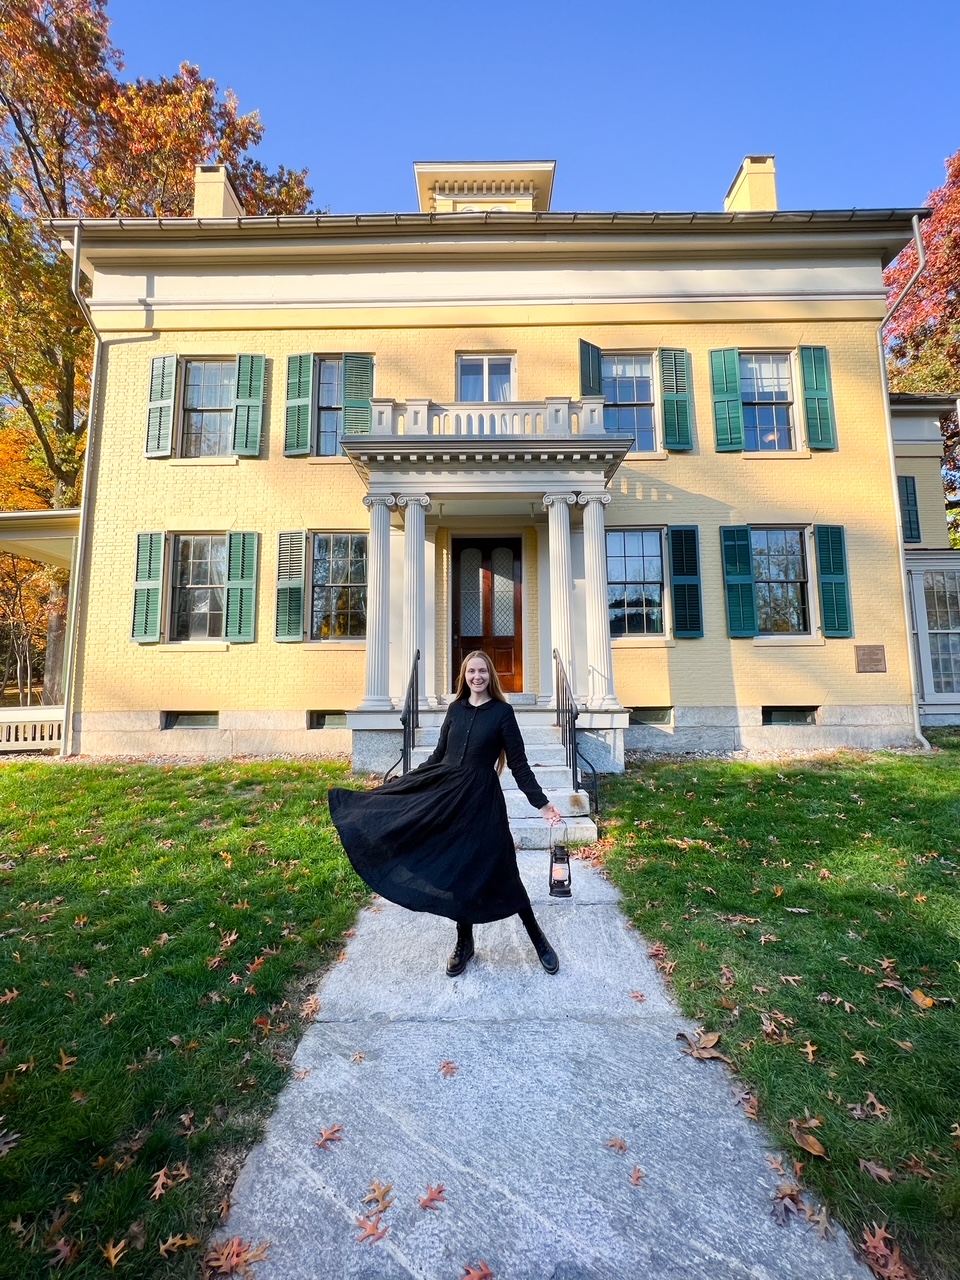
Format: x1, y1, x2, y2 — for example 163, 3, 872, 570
0, 0, 312, 700
884, 149, 960, 546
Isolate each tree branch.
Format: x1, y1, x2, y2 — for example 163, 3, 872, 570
1, 359, 66, 484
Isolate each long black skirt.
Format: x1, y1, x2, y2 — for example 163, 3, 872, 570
328, 762, 533, 924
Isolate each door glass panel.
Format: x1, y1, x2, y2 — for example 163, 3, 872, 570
492, 546, 514, 636
460, 548, 483, 634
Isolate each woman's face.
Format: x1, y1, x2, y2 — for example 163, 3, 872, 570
464, 657, 491, 697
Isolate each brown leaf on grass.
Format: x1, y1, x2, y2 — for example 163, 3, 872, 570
852, 1051, 870, 1066
55, 1049, 77, 1073
355, 1213, 388, 1245
439, 1060, 459, 1078
719, 966, 736, 988
362, 1181, 395, 1213
462, 1265, 494, 1280
0, 989, 18, 1005
605, 1137, 628, 1153
770, 1181, 805, 1225
218, 929, 239, 952
800, 1041, 818, 1063
159, 1233, 200, 1257
891, 1040, 913, 1053
861, 1222, 919, 1280
419, 1184, 446, 1210
647, 942, 668, 960
301, 996, 321, 1020
101, 1239, 127, 1269
759, 934, 779, 945
899, 1155, 935, 1180
847, 1093, 889, 1121
859, 1159, 894, 1184
789, 1118, 828, 1158
629, 1166, 646, 1186
204, 1237, 271, 1275
951, 1123, 960, 1149
0, 1128, 21, 1158
314, 1125, 343, 1150
779, 975, 803, 986
46, 1237, 79, 1268
149, 1167, 175, 1200
909, 988, 935, 1009
677, 1030, 732, 1063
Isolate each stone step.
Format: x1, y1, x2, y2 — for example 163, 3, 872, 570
411, 743, 568, 768
510, 815, 599, 849
503, 789, 591, 818
416, 723, 564, 746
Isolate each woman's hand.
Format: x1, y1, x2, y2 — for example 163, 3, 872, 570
539, 802, 563, 825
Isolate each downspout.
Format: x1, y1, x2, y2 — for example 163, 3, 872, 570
59, 222, 101, 756
876, 214, 929, 748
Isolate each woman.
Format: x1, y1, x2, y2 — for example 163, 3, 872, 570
328, 651, 564, 976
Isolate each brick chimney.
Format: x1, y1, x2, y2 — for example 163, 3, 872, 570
192, 165, 246, 218
723, 156, 778, 212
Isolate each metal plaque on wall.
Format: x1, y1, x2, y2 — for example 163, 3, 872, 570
855, 645, 887, 673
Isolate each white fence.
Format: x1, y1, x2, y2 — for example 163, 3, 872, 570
0, 705, 64, 752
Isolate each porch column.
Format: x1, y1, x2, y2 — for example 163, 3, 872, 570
398, 494, 431, 691
543, 492, 577, 694
360, 494, 395, 708
579, 492, 617, 708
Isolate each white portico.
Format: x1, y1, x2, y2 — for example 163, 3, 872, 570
343, 434, 631, 773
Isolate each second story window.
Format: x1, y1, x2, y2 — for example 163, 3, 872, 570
181, 361, 236, 457
740, 353, 794, 451
457, 355, 514, 402
602, 355, 656, 451
316, 358, 343, 456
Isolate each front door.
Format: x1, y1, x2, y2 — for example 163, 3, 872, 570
452, 537, 523, 693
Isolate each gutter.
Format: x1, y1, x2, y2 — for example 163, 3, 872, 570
59, 224, 101, 757
876, 214, 930, 749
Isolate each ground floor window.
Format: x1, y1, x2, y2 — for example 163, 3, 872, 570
172, 535, 227, 639
606, 530, 664, 635
751, 528, 809, 634
310, 533, 367, 639
924, 569, 960, 693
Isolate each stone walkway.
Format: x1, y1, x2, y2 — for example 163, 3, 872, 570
222, 853, 870, 1279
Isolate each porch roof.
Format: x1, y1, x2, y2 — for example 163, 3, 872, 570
0, 509, 80, 570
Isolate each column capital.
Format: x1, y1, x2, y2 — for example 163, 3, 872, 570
542, 492, 578, 510
577, 492, 611, 507
362, 493, 397, 510
397, 494, 431, 511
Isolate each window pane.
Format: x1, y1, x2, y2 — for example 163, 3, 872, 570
459, 359, 484, 402
606, 529, 663, 635
171, 535, 226, 640
751, 528, 808, 634
309, 534, 368, 639
488, 360, 512, 403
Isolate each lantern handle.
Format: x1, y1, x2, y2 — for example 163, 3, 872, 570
549, 819, 568, 850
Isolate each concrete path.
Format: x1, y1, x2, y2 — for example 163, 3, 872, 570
222, 854, 869, 1279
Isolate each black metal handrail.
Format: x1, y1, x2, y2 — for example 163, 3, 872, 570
383, 648, 420, 782
552, 648, 599, 814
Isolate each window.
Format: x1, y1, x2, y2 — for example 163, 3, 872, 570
457, 355, 514, 403
924, 570, 960, 693
762, 706, 817, 725
751, 528, 809, 634
898, 475, 922, 543
602, 355, 655, 451
310, 534, 368, 639
629, 707, 673, 725
316, 358, 343, 456
740, 354, 794, 451
606, 530, 664, 636
180, 361, 236, 456
163, 712, 219, 729
172, 535, 227, 639
284, 353, 374, 455
145, 354, 265, 459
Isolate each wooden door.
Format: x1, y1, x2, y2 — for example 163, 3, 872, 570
452, 537, 523, 693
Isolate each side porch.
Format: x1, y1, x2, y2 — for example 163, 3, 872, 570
906, 549, 960, 725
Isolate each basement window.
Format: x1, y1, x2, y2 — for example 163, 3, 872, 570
162, 711, 219, 729
761, 706, 818, 726
629, 707, 673, 725
307, 711, 348, 729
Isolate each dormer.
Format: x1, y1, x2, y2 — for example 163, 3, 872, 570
413, 161, 556, 213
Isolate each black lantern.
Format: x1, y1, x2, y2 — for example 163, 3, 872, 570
548, 823, 572, 898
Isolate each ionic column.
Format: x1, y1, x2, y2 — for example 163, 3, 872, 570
398, 494, 431, 689
579, 492, 617, 708
360, 494, 396, 708
543, 492, 578, 694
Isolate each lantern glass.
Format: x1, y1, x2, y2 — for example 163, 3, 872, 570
549, 845, 572, 898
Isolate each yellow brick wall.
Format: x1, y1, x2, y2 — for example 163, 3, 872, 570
75, 313, 913, 720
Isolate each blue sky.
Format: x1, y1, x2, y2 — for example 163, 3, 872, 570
108, 0, 958, 216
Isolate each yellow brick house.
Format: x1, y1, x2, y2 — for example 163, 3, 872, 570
5, 155, 957, 764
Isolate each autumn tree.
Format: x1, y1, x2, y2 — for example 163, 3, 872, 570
0, 0, 312, 701
884, 149, 960, 546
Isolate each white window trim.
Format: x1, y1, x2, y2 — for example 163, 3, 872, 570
908, 563, 960, 701
456, 353, 517, 403
740, 349, 802, 456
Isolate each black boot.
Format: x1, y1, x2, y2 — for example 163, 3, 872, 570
446, 923, 475, 977
520, 908, 559, 974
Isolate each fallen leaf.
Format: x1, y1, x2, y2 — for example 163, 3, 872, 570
859, 1158, 894, 1184
852, 1051, 870, 1066
861, 1222, 919, 1280
899, 1154, 935, 1180
910, 988, 935, 1009
314, 1125, 343, 1150
771, 1181, 805, 1225
800, 1041, 818, 1063
605, 1137, 628, 1153
362, 1181, 395, 1213
759, 934, 779, 945
629, 1166, 646, 1186
766, 1154, 785, 1174
719, 966, 736, 987
47, 1237, 78, 1267
439, 1060, 458, 1078
292, 1069, 311, 1081
419, 1183, 446, 1210
350, 1052, 365, 1064
355, 1213, 388, 1244
891, 1040, 913, 1052
779, 975, 803, 986
301, 996, 321, 1020
100, 1239, 127, 1269
158, 1233, 200, 1257
204, 1237, 271, 1275
806, 1205, 836, 1240
847, 1093, 889, 1121
629, 991, 646, 1003
733, 1086, 759, 1120
789, 1118, 828, 1158
149, 1166, 174, 1200
0, 1128, 21, 1158
677, 1030, 732, 1063
0, 989, 18, 1005
55, 1048, 77, 1073
462, 1265, 494, 1280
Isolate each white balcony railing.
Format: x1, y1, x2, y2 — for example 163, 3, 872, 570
0, 705, 64, 752
367, 396, 607, 439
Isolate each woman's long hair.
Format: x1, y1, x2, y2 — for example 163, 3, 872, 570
453, 650, 508, 774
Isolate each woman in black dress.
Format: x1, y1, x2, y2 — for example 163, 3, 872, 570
328, 650, 563, 976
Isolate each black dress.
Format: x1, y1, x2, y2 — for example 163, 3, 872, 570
328, 697, 548, 924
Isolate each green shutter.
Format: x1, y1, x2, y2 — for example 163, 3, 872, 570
145, 355, 177, 457
668, 526, 703, 637
343, 353, 374, 435
799, 346, 837, 449
898, 475, 921, 543
710, 349, 744, 452
579, 340, 603, 398
233, 355, 265, 456
225, 532, 258, 643
285, 354, 314, 456
721, 526, 757, 636
275, 531, 306, 642
814, 525, 852, 637
132, 532, 164, 642
660, 349, 694, 451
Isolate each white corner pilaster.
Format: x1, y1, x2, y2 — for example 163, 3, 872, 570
543, 492, 578, 695
579, 492, 617, 708
360, 494, 396, 709
398, 494, 431, 694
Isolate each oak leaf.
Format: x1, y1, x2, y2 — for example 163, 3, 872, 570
158, 1233, 200, 1257
314, 1125, 343, 1150
852, 1051, 870, 1066
677, 1030, 732, 1063
806, 1205, 836, 1240
419, 1184, 446, 1210
733, 1086, 759, 1120
629, 1166, 646, 1186
355, 1213, 388, 1244
0, 989, 18, 1005
362, 1181, 394, 1212
779, 975, 803, 986
861, 1222, 919, 1280
859, 1159, 894, 1183
892, 1040, 913, 1052
101, 1239, 127, 1268
605, 1137, 628, 1153
629, 991, 646, 1003
800, 1041, 818, 1063
204, 1237, 271, 1275
899, 1154, 934, 1180
770, 1181, 805, 1225
439, 1060, 459, 1078
149, 1166, 174, 1200
301, 996, 321, 1020
462, 1265, 494, 1280
351, 1052, 365, 1064
47, 1237, 78, 1267
56, 1048, 77, 1073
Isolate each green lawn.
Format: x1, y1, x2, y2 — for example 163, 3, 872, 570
600, 743, 960, 1280
0, 760, 365, 1278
